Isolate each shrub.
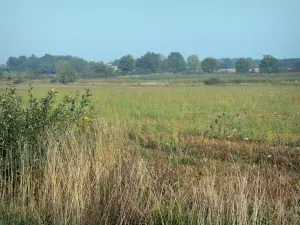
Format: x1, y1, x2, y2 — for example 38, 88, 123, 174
0, 83, 92, 181
204, 77, 224, 85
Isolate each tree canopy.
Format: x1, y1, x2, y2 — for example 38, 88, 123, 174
201, 57, 219, 73
119, 55, 135, 73
55, 60, 76, 84
135, 52, 162, 73
167, 52, 187, 73
3, 52, 299, 80
259, 55, 278, 74
235, 58, 250, 73
187, 55, 201, 72
220, 58, 233, 69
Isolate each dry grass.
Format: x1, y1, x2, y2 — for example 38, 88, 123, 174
1, 121, 299, 224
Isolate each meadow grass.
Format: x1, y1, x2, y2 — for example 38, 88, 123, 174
1, 121, 299, 224
0, 80, 300, 224
14, 83, 300, 147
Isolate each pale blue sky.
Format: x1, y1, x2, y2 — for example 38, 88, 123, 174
1, 0, 299, 63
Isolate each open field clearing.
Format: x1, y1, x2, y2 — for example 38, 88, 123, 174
1, 81, 300, 224
13, 83, 300, 146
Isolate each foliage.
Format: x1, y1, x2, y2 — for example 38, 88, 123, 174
111, 59, 120, 66
187, 54, 201, 72
167, 52, 187, 73
135, 52, 162, 73
55, 60, 76, 84
201, 57, 219, 73
5, 53, 300, 81
6, 57, 19, 69
0, 83, 92, 180
204, 77, 224, 85
92, 61, 109, 74
235, 58, 250, 73
1, 81, 299, 223
259, 55, 278, 74
277, 58, 300, 68
220, 58, 233, 69
119, 55, 135, 73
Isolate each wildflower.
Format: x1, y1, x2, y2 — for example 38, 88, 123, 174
268, 155, 272, 158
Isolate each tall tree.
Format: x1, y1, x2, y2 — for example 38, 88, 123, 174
92, 61, 108, 74
22, 54, 40, 71
119, 55, 135, 73
167, 52, 187, 73
187, 54, 201, 72
221, 58, 233, 69
38, 54, 55, 74
201, 57, 219, 73
135, 52, 162, 73
55, 60, 76, 84
235, 58, 250, 73
111, 59, 120, 67
6, 57, 19, 68
259, 55, 278, 74
18, 55, 27, 66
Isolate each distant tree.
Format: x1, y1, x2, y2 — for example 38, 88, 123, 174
259, 55, 278, 74
55, 60, 76, 84
119, 55, 135, 73
222, 58, 233, 69
167, 52, 187, 73
22, 54, 40, 71
38, 54, 55, 74
160, 57, 169, 73
201, 57, 219, 73
111, 59, 120, 67
7, 57, 19, 68
235, 58, 250, 73
67, 57, 89, 73
92, 61, 108, 74
187, 54, 201, 72
277, 58, 300, 68
18, 55, 27, 65
0, 71, 3, 79
135, 52, 162, 73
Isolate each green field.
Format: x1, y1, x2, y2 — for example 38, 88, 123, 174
15, 82, 300, 146
1, 75, 300, 224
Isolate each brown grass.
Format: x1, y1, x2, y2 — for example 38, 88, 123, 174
1, 121, 300, 224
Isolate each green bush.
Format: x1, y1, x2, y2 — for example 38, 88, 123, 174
203, 77, 224, 85
0, 83, 92, 180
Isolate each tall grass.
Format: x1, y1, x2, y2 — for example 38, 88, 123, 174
11, 84, 300, 147
1, 121, 299, 224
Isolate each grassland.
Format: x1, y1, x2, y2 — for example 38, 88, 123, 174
15, 82, 300, 146
0, 73, 300, 224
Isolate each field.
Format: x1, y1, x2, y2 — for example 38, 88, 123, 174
1, 74, 300, 224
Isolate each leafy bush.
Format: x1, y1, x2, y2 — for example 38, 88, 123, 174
0, 83, 92, 180
204, 77, 224, 85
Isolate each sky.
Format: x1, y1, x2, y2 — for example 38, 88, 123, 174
0, 0, 299, 63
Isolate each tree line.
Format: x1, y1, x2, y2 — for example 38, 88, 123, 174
1, 52, 300, 83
